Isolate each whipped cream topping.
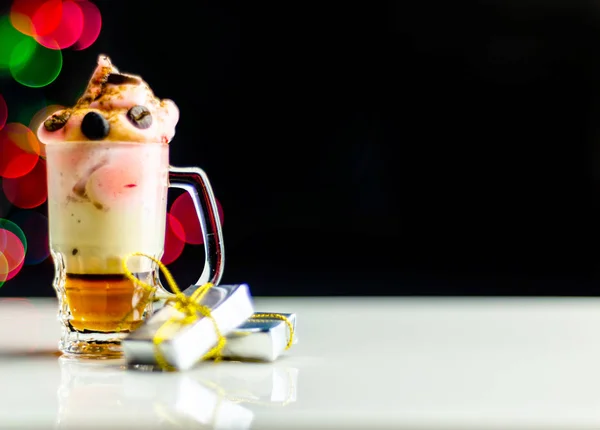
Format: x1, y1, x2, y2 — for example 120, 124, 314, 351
38, 55, 179, 144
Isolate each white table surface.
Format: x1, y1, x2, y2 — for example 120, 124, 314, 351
1, 296, 600, 429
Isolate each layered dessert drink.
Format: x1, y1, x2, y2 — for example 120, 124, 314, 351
38, 56, 179, 336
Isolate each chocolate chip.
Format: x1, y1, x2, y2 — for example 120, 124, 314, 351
81, 111, 110, 140
106, 73, 141, 85
127, 105, 152, 129
72, 248, 78, 255
43, 111, 71, 132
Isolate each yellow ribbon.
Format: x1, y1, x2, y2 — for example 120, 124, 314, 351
122, 252, 226, 371
246, 313, 295, 350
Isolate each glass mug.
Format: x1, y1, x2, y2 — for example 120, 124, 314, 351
45, 141, 224, 358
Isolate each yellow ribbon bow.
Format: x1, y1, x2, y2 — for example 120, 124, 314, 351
122, 252, 226, 371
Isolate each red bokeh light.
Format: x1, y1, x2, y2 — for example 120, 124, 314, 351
162, 213, 185, 265
0, 123, 40, 179
35, 0, 84, 50
6, 0, 103, 284
0, 253, 7, 286
31, 0, 63, 38
7, 251, 25, 281
2, 158, 48, 209
12, 0, 101, 49
10, 0, 53, 37
0, 95, 7, 131
170, 193, 224, 245
2, 123, 40, 155
72, 0, 102, 50
0, 229, 26, 281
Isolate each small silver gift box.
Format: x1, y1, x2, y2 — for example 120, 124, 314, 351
221, 313, 297, 361
123, 284, 254, 371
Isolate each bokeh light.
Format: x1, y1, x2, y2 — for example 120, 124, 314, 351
2, 122, 40, 155
35, 0, 83, 50
29, 103, 64, 133
0, 218, 28, 254
162, 213, 185, 265
170, 193, 224, 245
0, 94, 7, 131
0, 229, 26, 282
0, 0, 102, 286
0, 123, 41, 178
0, 252, 8, 288
0, 15, 36, 76
0, 219, 28, 282
31, 0, 63, 37
9, 210, 49, 265
72, 0, 101, 50
10, 39, 63, 88
3, 158, 47, 209
9, 0, 50, 37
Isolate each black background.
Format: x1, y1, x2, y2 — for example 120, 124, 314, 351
1, 0, 600, 296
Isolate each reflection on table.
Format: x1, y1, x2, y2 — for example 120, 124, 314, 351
56, 356, 299, 429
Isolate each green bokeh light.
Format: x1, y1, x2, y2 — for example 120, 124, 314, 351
0, 218, 28, 256
10, 39, 62, 88
0, 15, 36, 76
0, 219, 27, 288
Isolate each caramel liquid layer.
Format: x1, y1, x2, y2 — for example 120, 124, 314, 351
65, 273, 154, 333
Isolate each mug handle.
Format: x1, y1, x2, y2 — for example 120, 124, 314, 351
167, 166, 225, 287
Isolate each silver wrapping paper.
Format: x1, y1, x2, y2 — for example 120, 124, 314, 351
122, 284, 254, 371
221, 313, 297, 361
